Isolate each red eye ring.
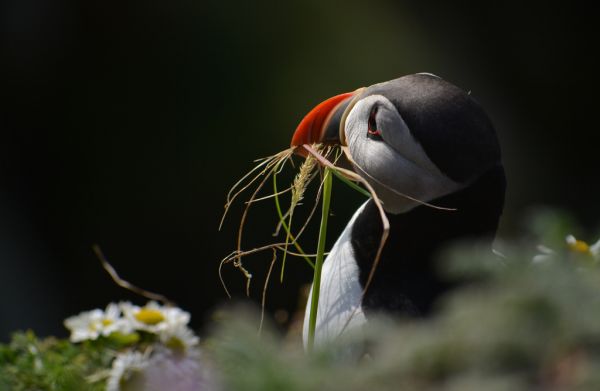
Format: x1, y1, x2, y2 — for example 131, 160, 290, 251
367, 105, 383, 140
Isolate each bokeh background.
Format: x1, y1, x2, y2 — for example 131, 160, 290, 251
2, 1, 598, 340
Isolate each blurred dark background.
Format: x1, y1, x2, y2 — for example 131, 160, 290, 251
1, 0, 598, 340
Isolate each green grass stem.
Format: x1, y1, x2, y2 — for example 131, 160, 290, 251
307, 167, 333, 352
330, 168, 371, 198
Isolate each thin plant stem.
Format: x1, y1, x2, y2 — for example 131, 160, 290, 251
272, 159, 315, 269
330, 168, 371, 198
307, 167, 333, 352
93, 245, 175, 306
258, 248, 278, 336
280, 212, 294, 282
219, 151, 285, 230
236, 162, 282, 296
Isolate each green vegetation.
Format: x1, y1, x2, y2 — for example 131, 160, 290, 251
211, 211, 600, 391
2, 211, 600, 390
0, 332, 111, 391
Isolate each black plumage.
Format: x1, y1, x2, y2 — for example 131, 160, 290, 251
351, 163, 505, 317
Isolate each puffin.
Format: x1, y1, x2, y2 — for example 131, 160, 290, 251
290, 73, 506, 348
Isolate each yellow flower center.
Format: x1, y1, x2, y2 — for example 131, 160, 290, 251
135, 308, 165, 325
568, 239, 590, 254
101, 319, 113, 327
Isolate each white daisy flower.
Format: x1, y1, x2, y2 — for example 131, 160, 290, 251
566, 234, 600, 261
534, 235, 600, 264
566, 234, 591, 254
64, 303, 130, 342
106, 351, 149, 391
120, 301, 190, 334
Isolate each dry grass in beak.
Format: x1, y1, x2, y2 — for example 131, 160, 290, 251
278, 146, 323, 282
218, 146, 324, 327
219, 149, 294, 231
219, 146, 331, 334
219, 141, 454, 344
218, 149, 293, 297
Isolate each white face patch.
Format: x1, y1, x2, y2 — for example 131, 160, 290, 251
344, 95, 463, 214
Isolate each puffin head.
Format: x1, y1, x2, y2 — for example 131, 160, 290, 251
291, 73, 504, 215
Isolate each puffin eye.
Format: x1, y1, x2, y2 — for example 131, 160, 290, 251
367, 105, 383, 140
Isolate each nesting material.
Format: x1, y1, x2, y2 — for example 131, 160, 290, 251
219, 144, 393, 339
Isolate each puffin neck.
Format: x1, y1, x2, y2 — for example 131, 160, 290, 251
350, 163, 506, 316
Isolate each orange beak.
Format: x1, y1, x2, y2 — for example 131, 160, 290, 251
290, 92, 355, 155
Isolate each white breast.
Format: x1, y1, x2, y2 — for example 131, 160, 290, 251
302, 201, 368, 349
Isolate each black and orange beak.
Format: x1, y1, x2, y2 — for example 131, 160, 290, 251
290, 91, 358, 155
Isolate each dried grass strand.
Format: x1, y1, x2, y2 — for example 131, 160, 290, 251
235, 167, 278, 296
220, 149, 293, 230
280, 150, 322, 281
229, 151, 296, 296
273, 170, 319, 236
247, 186, 293, 203
289, 174, 323, 240
258, 248, 278, 336
275, 147, 335, 238
92, 244, 175, 306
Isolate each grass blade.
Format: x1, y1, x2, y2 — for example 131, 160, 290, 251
307, 167, 333, 352
330, 168, 371, 198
